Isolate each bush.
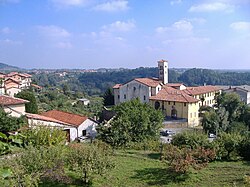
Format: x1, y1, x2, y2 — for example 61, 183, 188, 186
238, 133, 250, 161
171, 131, 211, 149
65, 141, 114, 185
0, 145, 67, 186
21, 125, 66, 147
213, 132, 243, 160
161, 144, 216, 174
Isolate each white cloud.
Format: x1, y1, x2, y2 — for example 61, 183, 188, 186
102, 20, 135, 32
94, 0, 129, 12
189, 2, 234, 13
56, 41, 72, 49
156, 20, 193, 34
1, 27, 11, 34
37, 25, 71, 38
170, 0, 182, 5
230, 21, 250, 32
50, 0, 90, 8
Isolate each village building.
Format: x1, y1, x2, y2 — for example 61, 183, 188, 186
0, 95, 29, 117
113, 60, 221, 126
26, 110, 98, 142
0, 72, 33, 96
220, 85, 250, 105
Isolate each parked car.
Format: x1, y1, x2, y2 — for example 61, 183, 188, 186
160, 129, 176, 137
78, 136, 91, 142
208, 133, 216, 138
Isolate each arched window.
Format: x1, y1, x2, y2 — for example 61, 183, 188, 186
155, 101, 160, 110
171, 106, 177, 119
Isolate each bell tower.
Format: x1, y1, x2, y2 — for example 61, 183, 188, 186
158, 59, 168, 84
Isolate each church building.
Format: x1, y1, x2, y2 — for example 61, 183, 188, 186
113, 60, 221, 126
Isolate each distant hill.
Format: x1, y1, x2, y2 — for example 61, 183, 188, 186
0, 63, 20, 71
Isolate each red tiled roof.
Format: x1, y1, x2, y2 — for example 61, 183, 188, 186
0, 95, 29, 106
41, 110, 88, 127
183, 86, 221, 96
165, 83, 185, 87
31, 84, 42, 89
150, 86, 198, 103
26, 113, 71, 126
5, 77, 21, 84
19, 73, 32, 78
135, 78, 161, 87
113, 84, 122, 89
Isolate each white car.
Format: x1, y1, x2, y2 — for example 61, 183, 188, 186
209, 133, 216, 138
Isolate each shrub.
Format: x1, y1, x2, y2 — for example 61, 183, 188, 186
171, 131, 211, 149
238, 133, 250, 161
213, 132, 243, 160
161, 144, 215, 174
21, 125, 66, 147
65, 141, 114, 185
0, 145, 66, 186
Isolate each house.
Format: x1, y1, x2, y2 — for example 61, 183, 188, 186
0, 72, 33, 96
4, 78, 21, 97
0, 95, 29, 117
6, 72, 32, 89
27, 110, 99, 142
113, 60, 221, 126
221, 85, 250, 105
77, 98, 90, 105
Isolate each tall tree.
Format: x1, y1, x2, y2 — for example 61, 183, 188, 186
97, 99, 163, 147
103, 88, 114, 106
16, 90, 38, 114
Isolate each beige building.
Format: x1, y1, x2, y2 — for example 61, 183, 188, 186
0, 95, 29, 117
113, 60, 221, 126
0, 72, 32, 96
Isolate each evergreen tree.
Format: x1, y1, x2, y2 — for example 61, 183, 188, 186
103, 88, 114, 106
16, 90, 38, 114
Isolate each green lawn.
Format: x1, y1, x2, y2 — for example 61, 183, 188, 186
40, 150, 250, 187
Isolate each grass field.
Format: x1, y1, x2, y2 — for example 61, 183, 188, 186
40, 150, 250, 187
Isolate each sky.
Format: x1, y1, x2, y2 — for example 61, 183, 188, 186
0, 0, 250, 69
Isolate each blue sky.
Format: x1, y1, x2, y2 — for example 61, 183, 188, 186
0, 0, 250, 69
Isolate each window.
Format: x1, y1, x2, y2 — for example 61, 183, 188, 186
173, 102, 175, 105
118, 95, 120, 99
133, 87, 136, 91
124, 94, 126, 99
168, 101, 170, 105
155, 101, 160, 110
171, 107, 177, 119
144, 95, 146, 100
184, 103, 186, 107
82, 130, 87, 136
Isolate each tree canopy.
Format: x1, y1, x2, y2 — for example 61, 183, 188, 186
0, 108, 26, 132
97, 99, 164, 147
15, 90, 38, 114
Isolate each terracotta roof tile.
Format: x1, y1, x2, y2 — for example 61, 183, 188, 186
135, 78, 161, 87
183, 86, 221, 95
26, 113, 71, 126
150, 86, 198, 103
0, 95, 29, 106
113, 84, 122, 89
41, 110, 88, 127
